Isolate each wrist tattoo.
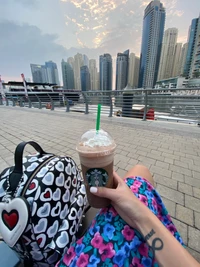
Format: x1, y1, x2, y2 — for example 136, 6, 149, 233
144, 229, 164, 256
144, 229, 155, 241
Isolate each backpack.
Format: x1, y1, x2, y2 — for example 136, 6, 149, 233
0, 141, 87, 267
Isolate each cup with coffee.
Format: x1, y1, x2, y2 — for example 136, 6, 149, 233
76, 129, 116, 208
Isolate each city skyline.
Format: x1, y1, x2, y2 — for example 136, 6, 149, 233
1, 0, 200, 82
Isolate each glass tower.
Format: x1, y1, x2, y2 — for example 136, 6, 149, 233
139, 0, 166, 88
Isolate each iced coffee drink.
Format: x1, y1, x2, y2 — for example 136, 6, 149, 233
76, 129, 116, 208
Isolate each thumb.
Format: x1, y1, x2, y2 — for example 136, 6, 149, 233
90, 186, 118, 202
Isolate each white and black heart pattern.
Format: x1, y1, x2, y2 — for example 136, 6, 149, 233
71, 165, 77, 175
22, 157, 28, 164
42, 172, 54, 186
25, 223, 32, 233
27, 162, 39, 172
34, 218, 48, 234
55, 161, 64, 172
28, 157, 38, 163
68, 207, 77, 220
40, 188, 52, 202
37, 203, 51, 218
64, 157, 71, 163
37, 167, 48, 178
69, 220, 77, 236
47, 220, 59, 238
0, 179, 6, 198
77, 207, 84, 220
58, 219, 69, 232
84, 195, 87, 205
72, 177, 77, 187
60, 204, 69, 220
31, 202, 37, 216
65, 163, 72, 175
51, 202, 61, 217
77, 195, 84, 207
55, 173, 65, 187
64, 176, 71, 189
48, 240, 56, 250
80, 184, 86, 195
30, 250, 43, 261
26, 197, 34, 207
70, 188, 76, 204
34, 186, 41, 201
62, 189, 70, 203
53, 188, 61, 201
26, 179, 38, 195
56, 231, 69, 249
36, 233, 46, 248
21, 235, 31, 245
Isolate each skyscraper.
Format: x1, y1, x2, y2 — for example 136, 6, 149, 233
74, 53, 83, 90
189, 16, 200, 78
31, 61, 59, 84
157, 28, 178, 80
99, 54, 112, 91
45, 61, 59, 85
80, 66, 91, 91
128, 53, 140, 88
83, 55, 89, 67
184, 17, 200, 78
67, 57, 75, 69
139, 0, 166, 88
115, 50, 129, 90
89, 59, 98, 90
172, 43, 182, 77
61, 59, 75, 89
30, 64, 48, 83
180, 43, 188, 75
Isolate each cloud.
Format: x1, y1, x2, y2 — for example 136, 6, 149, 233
13, 0, 38, 7
0, 21, 67, 80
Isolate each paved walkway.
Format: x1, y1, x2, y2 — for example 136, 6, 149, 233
0, 106, 200, 262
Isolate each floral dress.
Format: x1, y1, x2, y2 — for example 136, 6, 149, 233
56, 177, 184, 267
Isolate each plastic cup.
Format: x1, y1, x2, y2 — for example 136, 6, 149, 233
76, 129, 116, 208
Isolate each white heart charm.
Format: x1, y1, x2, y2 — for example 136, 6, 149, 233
0, 197, 30, 247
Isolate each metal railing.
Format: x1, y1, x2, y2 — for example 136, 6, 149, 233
1, 88, 200, 124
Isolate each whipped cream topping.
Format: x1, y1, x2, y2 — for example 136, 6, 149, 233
81, 129, 113, 148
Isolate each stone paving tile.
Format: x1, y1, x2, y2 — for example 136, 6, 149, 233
1, 106, 200, 260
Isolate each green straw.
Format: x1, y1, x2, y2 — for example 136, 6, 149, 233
96, 104, 101, 132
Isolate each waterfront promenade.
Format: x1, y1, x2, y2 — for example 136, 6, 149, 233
0, 106, 200, 261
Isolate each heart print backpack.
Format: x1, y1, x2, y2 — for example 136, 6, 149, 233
0, 141, 87, 267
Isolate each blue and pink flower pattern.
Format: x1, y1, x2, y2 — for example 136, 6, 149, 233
57, 177, 184, 267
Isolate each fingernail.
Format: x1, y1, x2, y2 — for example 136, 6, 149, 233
90, 187, 98, 193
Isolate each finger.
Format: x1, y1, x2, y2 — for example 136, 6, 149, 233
90, 186, 119, 202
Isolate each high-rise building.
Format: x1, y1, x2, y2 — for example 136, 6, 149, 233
184, 17, 200, 78
172, 43, 182, 77
139, 0, 166, 88
67, 57, 75, 69
128, 53, 140, 88
31, 62, 59, 84
180, 43, 188, 75
61, 59, 75, 89
45, 61, 59, 85
189, 17, 200, 78
83, 55, 89, 67
157, 28, 178, 80
89, 59, 98, 90
74, 53, 83, 90
80, 66, 91, 91
115, 50, 129, 90
30, 64, 48, 83
99, 54, 113, 91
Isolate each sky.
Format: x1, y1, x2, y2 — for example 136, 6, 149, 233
0, 0, 200, 83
